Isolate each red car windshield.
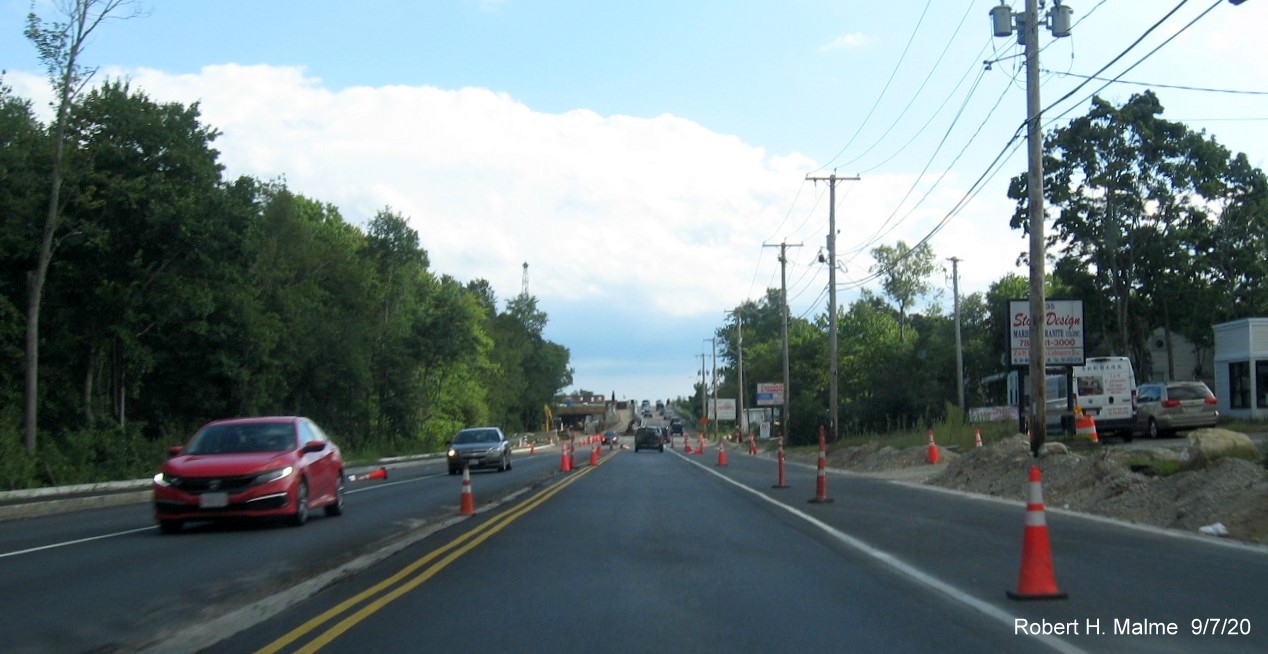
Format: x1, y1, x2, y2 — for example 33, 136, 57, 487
186, 423, 297, 455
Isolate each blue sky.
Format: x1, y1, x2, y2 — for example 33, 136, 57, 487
4, 1, 1267, 404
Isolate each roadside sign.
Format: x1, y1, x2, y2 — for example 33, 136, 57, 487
1008, 299, 1086, 367
756, 382, 784, 406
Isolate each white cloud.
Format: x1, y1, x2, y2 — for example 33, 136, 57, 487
3, 63, 1042, 399
30, 64, 813, 318
820, 32, 876, 52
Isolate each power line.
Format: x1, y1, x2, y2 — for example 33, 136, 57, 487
812, 0, 934, 174
1042, 0, 1226, 129
840, 2, 978, 170
1038, 70, 1268, 96
1040, 0, 1193, 119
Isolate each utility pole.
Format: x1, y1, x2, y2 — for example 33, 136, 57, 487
992, 0, 1072, 455
805, 173, 859, 442
709, 337, 718, 441
699, 352, 708, 431
949, 257, 964, 413
728, 312, 745, 437
765, 241, 802, 438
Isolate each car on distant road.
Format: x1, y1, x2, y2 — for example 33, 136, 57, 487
602, 431, 619, 446
447, 427, 513, 474
634, 426, 664, 452
152, 416, 345, 534
669, 418, 684, 435
1135, 381, 1219, 438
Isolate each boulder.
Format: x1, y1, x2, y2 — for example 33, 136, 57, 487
1039, 442, 1070, 457
1181, 429, 1260, 469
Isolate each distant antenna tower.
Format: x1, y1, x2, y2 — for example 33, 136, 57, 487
521, 262, 529, 296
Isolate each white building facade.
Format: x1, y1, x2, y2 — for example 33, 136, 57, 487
1213, 318, 1268, 421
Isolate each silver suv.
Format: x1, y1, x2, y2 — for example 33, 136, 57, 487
1135, 381, 1218, 438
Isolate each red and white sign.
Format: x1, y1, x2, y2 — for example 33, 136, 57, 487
1009, 299, 1085, 366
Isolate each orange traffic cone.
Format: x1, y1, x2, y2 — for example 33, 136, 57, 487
1007, 466, 1067, 600
696, 435, 705, 455
1075, 410, 1100, 444
975, 429, 983, 448
772, 434, 789, 489
367, 466, 387, 481
560, 447, 572, 472
808, 426, 833, 503
926, 430, 940, 464
530, 442, 536, 455
458, 464, 476, 516
589, 444, 599, 466
717, 439, 728, 466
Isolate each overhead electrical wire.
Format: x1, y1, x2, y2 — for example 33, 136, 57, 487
838, 1, 977, 170
770, 0, 1220, 320
842, 0, 1223, 295
1039, 70, 1268, 96
811, 0, 934, 174
1039, 0, 1193, 121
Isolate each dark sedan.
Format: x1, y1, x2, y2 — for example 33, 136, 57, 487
634, 426, 664, 452
447, 427, 513, 474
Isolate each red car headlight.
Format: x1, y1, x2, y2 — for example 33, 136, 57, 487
253, 466, 295, 486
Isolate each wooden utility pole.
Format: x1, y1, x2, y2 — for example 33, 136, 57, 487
764, 241, 802, 437
805, 173, 859, 442
949, 256, 964, 413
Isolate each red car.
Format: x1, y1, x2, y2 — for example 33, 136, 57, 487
153, 416, 345, 533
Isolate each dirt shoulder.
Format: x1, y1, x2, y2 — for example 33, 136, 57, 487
785, 432, 1268, 546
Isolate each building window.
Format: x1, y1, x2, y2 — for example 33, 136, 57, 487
1229, 361, 1250, 409
1258, 361, 1268, 409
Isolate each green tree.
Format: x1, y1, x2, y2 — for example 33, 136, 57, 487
0, 83, 48, 412
1010, 91, 1254, 367
22, 0, 142, 453
48, 81, 226, 430
870, 240, 936, 343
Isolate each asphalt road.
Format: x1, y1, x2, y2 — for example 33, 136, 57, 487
1, 437, 1265, 653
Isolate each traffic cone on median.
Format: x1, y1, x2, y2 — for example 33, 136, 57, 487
458, 464, 476, 516
1007, 466, 1067, 600
717, 439, 728, 466
772, 434, 789, 489
926, 430, 940, 464
696, 434, 705, 455
808, 426, 833, 503
590, 443, 600, 466
560, 446, 572, 472
975, 429, 983, 448
347, 466, 388, 482
1075, 409, 1100, 444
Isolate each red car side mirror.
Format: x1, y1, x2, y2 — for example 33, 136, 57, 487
302, 441, 327, 453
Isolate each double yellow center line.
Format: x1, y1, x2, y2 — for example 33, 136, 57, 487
258, 454, 606, 653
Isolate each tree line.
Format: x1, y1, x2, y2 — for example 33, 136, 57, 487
697, 91, 1268, 445
0, 76, 573, 488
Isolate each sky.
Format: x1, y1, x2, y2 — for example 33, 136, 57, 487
3, 0, 1267, 405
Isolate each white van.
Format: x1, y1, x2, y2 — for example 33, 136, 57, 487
1070, 356, 1137, 440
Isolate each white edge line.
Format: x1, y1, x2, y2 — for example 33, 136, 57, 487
0, 526, 157, 559
680, 453, 1089, 654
